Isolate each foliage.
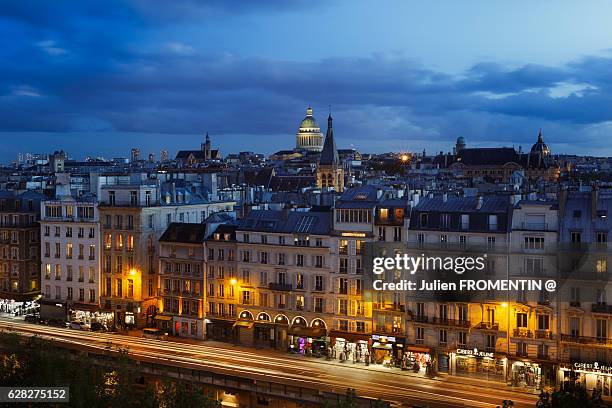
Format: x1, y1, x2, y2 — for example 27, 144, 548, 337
0, 332, 219, 408
536, 384, 607, 408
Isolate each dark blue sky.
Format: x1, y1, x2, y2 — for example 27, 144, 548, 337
2, 0, 612, 162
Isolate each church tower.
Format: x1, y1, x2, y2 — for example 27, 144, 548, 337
201, 132, 211, 160
316, 114, 344, 192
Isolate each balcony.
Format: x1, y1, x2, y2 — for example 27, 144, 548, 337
413, 315, 428, 323
516, 350, 529, 358
519, 222, 550, 231
592, 304, 612, 314
269, 283, 292, 291
513, 329, 533, 338
373, 302, 406, 312
560, 334, 611, 346
433, 317, 471, 328
477, 322, 499, 330
535, 330, 554, 340
569, 301, 581, 308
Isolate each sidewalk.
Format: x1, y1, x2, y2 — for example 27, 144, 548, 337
118, 329, 539, 396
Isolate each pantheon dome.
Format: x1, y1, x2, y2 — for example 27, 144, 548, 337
296, 106, 323, 152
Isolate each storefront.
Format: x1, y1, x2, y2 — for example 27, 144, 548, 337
205, 318, 234, 342
154, 314, 173, 332
402, 346, 432, 374
172, 316, 204, 339
69, 303, 109, 328
329, 331, 370, 363
371, 334, 404, 366
560, 362, 612, 399
287, 326, 327, 356
0, 299, 39, 316
511, 361, 542, 389
451, 348, 506, 382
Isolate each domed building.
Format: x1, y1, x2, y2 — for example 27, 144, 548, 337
295, 106, 323, 152
530, 129, 551, 159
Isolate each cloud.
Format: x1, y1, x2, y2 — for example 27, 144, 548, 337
36, 40, 68, 56
2, 1, 612, 157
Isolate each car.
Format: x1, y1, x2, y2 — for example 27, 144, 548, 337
69, 321, 90, 331
24, 314, 40, 324
142, 328, 166, 340
89, 322, 106, 332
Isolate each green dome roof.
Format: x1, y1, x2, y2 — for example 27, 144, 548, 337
299, 107, 320, 130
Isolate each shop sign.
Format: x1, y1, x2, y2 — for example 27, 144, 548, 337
572, 362, 612, 374
372, 334, 396, 343
456, 348, 494, 358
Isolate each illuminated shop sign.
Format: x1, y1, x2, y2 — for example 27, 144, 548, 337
371, 335, 396, 343
572, 362, 612, 374
456, 348, 494, 358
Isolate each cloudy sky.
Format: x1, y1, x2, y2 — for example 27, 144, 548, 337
2, 0, 612, 162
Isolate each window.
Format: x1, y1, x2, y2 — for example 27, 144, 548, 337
420, 213, 428, 227
439, 329, 447, 346
596, 319, 607, 340
296, 254, 304, 267
315, 275, 323, 291
339, 240, 348, 255
314, 255, 323, 268
569, 317, 580, 337
242, 290, 251, 304
356, 322, 365, 333
516, 313, 528, 328
461, 214, 469, 230
242, 269, 250, 284
339, 278, 348, 294
259, 271, 268, 286
458, 331, 467, 347
538, 314, 550, 330
488, 215, 498, 231
486, 334, 496, 351
416, 327, 425, 344
339, 258, 348, 273
296, 273, 304, 289
338, 299, 348, 315
296, 295, 304, 311
315, 297, 323, 313
524, 236, 545, 250
440, 213, 450, 228
571, 232, 582, 244
116, 279, 122, 297
597, 259, 608, 274
277, 253, 285, 265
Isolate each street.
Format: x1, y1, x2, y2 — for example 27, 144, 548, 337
0, 319, 539, 408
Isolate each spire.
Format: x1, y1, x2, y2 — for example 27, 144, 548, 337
537, 128, 543, 142
206, 131, 210, 143
320, 112, 339, 166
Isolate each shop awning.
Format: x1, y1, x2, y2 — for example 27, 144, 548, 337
407, 345, 430, 353
71, 303, 99, 312
329, 330, 370, 343
372, 342, 393, 350
288, 326, 327, 338
154, 315, 173, 321
233, 321, 254, 329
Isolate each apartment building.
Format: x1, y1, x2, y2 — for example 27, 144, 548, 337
331, 186, 377, 363
204, 224, 238, 342
158, 223, 206, 339
0, 191, 44, 312
509, 199, 559, 389
406, 194, 512, 381
557, 189, 612, 396
98, 176, 234, 328
233, 208, 335, 352
39, 195, 101, 324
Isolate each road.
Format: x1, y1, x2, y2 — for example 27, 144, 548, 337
0, 319, 538, 408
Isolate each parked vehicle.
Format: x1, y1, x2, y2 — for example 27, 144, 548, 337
24, 314, 40, 324
89, 322, 106, 332
46, 318, 66, 328
142, 327, 166, 340
69, 321, 90, 331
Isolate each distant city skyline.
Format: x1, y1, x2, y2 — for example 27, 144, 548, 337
3, 1, 612, 160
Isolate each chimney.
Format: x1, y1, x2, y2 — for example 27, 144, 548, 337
442, 193, 448, 203
476, 195, 484, 210
413, 192, 420, 207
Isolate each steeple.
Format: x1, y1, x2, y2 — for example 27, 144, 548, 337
320, 113, 339, 166
537, 128, 543, 143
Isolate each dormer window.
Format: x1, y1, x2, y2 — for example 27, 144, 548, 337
379, 208, 389, 221
214, 233, 220, 240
